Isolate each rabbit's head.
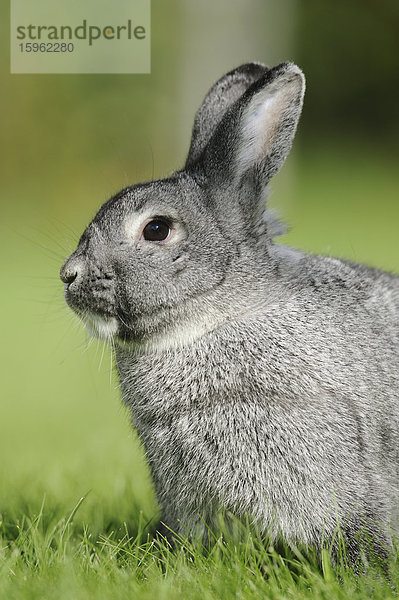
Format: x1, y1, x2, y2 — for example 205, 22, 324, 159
60, 62, 305, 343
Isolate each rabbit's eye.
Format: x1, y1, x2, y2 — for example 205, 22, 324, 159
142, 219, 171, 242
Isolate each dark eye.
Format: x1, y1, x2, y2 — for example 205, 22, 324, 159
142, 219, 171, 242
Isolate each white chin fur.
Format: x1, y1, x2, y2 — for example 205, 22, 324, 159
85, 316, 118, 340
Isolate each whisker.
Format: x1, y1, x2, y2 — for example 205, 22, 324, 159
109, 337, 115, 388
117, 312, 134, 332
46, 216, 79, 245
98, 339, 107, 372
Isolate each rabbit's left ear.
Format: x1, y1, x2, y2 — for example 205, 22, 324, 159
197, 62, 305, 198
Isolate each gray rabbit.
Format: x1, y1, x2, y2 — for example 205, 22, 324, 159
60, 62, 399, 559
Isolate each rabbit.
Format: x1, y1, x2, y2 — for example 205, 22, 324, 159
60, 62, 399, 561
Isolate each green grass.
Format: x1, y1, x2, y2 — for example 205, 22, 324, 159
1, 145, 398, 598
1, 505, 399, 600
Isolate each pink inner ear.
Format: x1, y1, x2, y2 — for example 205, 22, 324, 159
235, 69, 305, 179
237, 92, 281, 173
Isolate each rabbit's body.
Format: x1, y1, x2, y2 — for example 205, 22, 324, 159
116, 245, 399, 550
60, 62, 399, 557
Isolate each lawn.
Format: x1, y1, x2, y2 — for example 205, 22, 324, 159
1, 145, 398, 598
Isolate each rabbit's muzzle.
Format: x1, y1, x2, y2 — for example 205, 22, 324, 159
60, 253, 116, 321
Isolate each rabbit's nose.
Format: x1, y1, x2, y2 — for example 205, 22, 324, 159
60, 256, 84, 286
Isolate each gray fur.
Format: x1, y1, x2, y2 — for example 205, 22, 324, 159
60, 62, 399, 559
186, 62, 269, 166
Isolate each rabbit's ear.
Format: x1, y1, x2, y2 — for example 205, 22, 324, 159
200, 62, 305, 198
185, 62, 269, 167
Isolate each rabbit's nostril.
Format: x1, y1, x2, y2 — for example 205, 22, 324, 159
62, 269, 78, 285
60, 258, 84, 286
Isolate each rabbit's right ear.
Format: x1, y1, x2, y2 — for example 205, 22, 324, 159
186, 62, 269, 167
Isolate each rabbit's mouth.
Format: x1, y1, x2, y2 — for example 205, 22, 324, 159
67, 304, 119, 341
84, 313, 119, 340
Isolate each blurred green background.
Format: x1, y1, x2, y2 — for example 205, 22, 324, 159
0, 0, 398, 532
